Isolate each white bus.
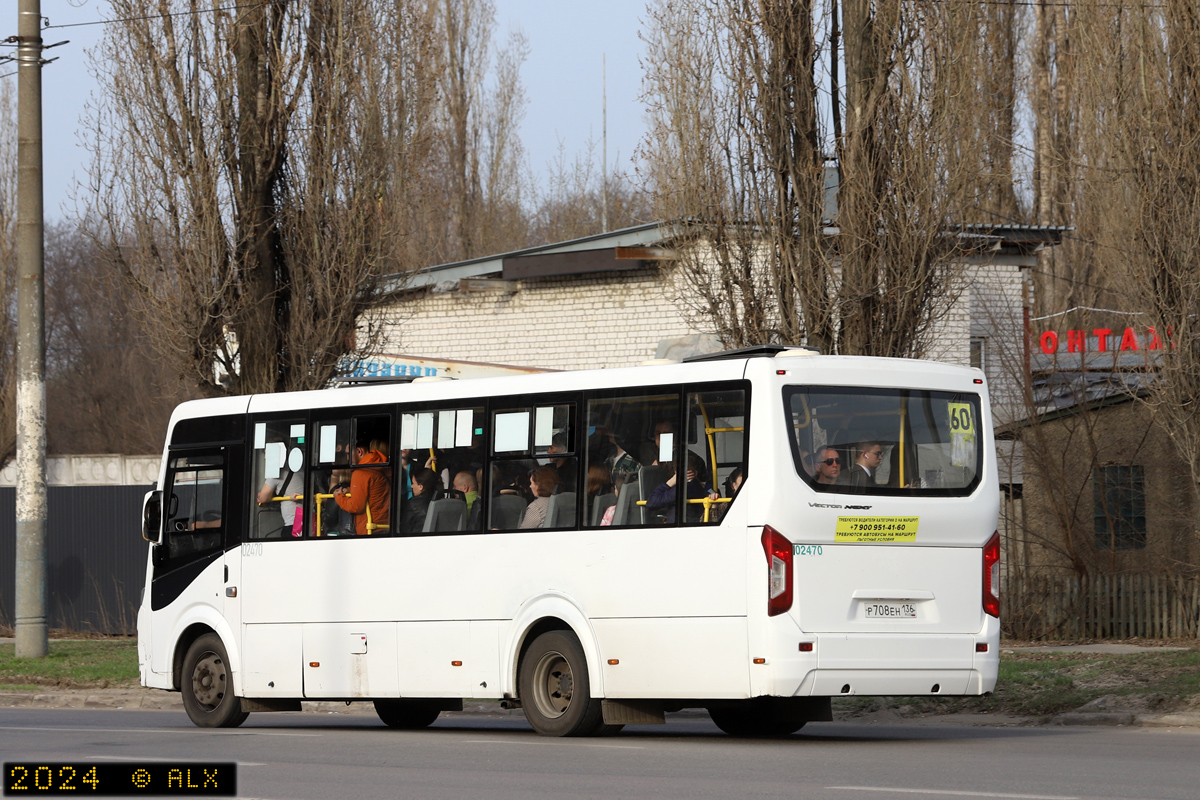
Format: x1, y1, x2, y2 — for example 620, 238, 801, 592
137, 346, 1000, 737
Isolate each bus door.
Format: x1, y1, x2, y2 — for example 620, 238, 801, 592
237, 418, 310, 698
219, 443, 245, 649
150, 447, 231, 675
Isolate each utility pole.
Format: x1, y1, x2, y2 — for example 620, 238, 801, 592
601, 52, 608, 233
14, 0, 47, 659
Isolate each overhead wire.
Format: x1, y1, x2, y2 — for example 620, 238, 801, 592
42, 1, 275, 31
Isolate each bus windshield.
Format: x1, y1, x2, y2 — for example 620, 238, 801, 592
784, 386, 982, 496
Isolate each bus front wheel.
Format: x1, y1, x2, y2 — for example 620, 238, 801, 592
181, 633, 249, 728
707, 698, 808, 737
373, 699, 443, 729
518, 630, 614, 737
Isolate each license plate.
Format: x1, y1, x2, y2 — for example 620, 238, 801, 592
864, 602, 917, 619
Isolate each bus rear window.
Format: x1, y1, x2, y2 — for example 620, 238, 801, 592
784, 386, 982, 496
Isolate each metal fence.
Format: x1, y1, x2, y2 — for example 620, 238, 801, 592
0, 486, 150, 635
1003, 572, 1200, 640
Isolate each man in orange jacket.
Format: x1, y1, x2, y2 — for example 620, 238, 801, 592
333, 438, 392, 535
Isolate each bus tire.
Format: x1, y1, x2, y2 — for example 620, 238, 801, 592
707, 699, 808, 737
519, 630, 612, 737
373, 699, 443, 729
181, 633, 249, 728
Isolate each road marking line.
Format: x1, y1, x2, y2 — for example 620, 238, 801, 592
459, 739, 644, 750
0, 725, 318, 737
828, 788, 1079, 800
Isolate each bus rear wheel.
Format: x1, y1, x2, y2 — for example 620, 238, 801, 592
707, 698, 808, 737
181, 633, 248, 728
519, 630, 614, 737
373, 699, 443, 729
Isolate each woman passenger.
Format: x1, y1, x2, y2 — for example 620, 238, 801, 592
519, 466, 561, 528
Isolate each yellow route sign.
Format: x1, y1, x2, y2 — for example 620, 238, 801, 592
835, 516, 919, 542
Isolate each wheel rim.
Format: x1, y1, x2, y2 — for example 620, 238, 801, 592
190, 650, 226, 711
530, 649, 573, 719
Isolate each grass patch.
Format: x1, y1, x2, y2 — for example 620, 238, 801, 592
835, 647, 1200, 719
0, 640, 140, 690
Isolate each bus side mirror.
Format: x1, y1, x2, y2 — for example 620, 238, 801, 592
143, 490, 162, 542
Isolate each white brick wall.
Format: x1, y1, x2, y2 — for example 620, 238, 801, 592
379, 257, 1027, 381
380, 269, 702, 371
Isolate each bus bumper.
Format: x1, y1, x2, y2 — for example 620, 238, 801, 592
768, 614, 1001, 697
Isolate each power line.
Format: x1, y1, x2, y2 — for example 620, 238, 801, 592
915, 0, 1167, 8
42, 1, 274, 31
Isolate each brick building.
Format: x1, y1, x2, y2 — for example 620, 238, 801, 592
372, 222, 1064, 413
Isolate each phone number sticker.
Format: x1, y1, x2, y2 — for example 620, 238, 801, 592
835, 516, 919, 542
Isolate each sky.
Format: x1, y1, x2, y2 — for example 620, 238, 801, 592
27, 0, 651, 222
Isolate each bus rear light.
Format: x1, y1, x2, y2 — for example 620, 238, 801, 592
762, 525, 793, 616
798, 642, 813, 652
976, 643, 989, 652
983, 531, 1000, 618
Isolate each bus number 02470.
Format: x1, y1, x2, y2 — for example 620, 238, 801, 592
793, 544, 823, 556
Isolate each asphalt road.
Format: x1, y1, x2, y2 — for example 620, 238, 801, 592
2, 709, 1197, 800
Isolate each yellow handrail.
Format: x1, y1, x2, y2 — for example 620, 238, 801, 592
316, 491, 382, 536
261, 494, 305, 536
636, 496, 731, 522
314, 492, 335, 537
698, 398, 719, 489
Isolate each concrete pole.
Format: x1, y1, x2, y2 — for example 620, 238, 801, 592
601, 52, 608, 234
14, 0, 47, 659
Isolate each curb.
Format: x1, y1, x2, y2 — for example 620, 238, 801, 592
0, 692, 184, 711
1050, 711, 1200, 728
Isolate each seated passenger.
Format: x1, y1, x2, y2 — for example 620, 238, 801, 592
645, 451, 719, 524
334, 437, 392, 535
650, 419, 676, 465
814, 447, 842, 485
607, 438, 640, 488
586, 464, 613, 505
726, 466, 745, 496
848, 441, 884, 490
547, 433, 577, 491
400, 468, 438, 533
519, 466, 560, 529
453, 470, 479, 512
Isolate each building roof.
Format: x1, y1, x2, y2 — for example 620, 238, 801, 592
998, 368, 1154, 434
383, 222, 670, 291
384, 220, 1070, 293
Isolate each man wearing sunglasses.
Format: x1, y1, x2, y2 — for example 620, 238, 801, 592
848, 441, 884, 490
815, 447, 842, 485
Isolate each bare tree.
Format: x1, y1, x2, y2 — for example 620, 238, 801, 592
42, 222, 195, 455
84, 0, 438, 397
1092, 2, 1200, 503
641, 0, 992, 357
415, 0, 530, 263
529, 139, 651, 246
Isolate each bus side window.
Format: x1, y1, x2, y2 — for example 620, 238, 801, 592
165, 453, 225, 560
250, 420, 307, 540
313, 415, 392, 537
397, 405, 486, 535
584, 391, 680, 528
686, 388, 747, 525
488, 401, 577, 531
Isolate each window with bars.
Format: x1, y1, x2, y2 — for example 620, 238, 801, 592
1093, 465, 1146, 550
